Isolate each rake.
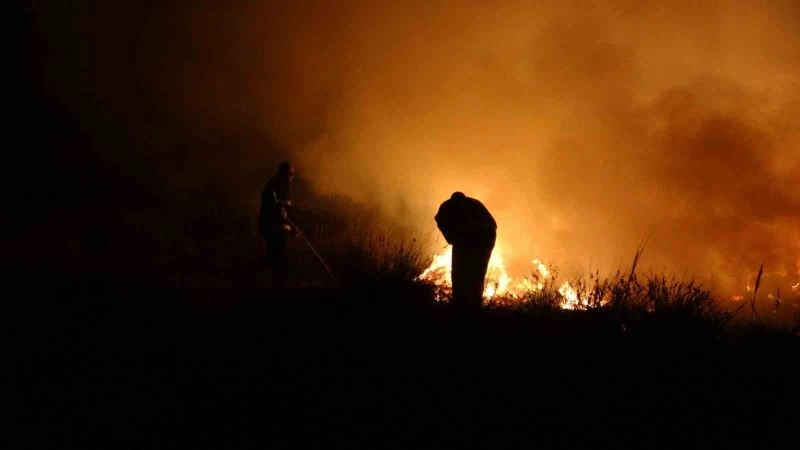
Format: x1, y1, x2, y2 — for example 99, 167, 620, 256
287, 218, 338, 285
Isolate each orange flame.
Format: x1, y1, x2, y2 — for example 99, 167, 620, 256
416, 240, 587, 309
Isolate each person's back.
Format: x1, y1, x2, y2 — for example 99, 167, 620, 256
435, 192, 497, 248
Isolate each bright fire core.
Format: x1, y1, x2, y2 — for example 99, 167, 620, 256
416, 240, 585, 309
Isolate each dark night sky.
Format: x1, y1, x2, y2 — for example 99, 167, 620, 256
15, 2, 169, 211
14, 2, 285, 230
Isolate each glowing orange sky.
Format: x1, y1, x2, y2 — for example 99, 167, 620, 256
27, 1, 797, 296
153, 1, 800, 295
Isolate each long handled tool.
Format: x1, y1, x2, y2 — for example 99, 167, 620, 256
287, 218, 338, 285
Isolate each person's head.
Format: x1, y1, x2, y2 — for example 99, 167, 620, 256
450, 191, 466, 201
278, 161, 295, 182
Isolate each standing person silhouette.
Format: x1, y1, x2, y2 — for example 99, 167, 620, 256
434, 192, 497, 312
259, 161, 298, 289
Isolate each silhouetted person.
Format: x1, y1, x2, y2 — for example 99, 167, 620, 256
435, 192, 497, 312
259, 161, 298, 289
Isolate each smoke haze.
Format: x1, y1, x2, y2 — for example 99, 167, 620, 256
22, 1, 800, 295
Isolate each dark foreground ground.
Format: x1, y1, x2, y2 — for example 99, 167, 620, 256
7, 191, 798, 447
14, 269, 799, 449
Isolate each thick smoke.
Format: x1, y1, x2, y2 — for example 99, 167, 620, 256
28, 1, 800, 295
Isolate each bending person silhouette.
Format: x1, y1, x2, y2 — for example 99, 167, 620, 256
435, 192, 497, 311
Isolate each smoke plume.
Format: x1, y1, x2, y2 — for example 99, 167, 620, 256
25, 1, 800, 295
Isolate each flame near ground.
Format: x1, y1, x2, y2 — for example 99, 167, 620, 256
417, 242, 799, 311
416, 240, 585, 310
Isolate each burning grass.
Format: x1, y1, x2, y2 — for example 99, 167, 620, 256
289, 207, 798, 337
415, 244, 798, 337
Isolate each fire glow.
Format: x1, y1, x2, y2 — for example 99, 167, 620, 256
416, 240, 587, 309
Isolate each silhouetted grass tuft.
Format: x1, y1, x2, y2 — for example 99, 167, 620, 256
306, 218, 431, 286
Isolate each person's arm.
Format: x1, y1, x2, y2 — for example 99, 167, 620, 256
264, 179, 292, 209
435, 206, 459, 245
